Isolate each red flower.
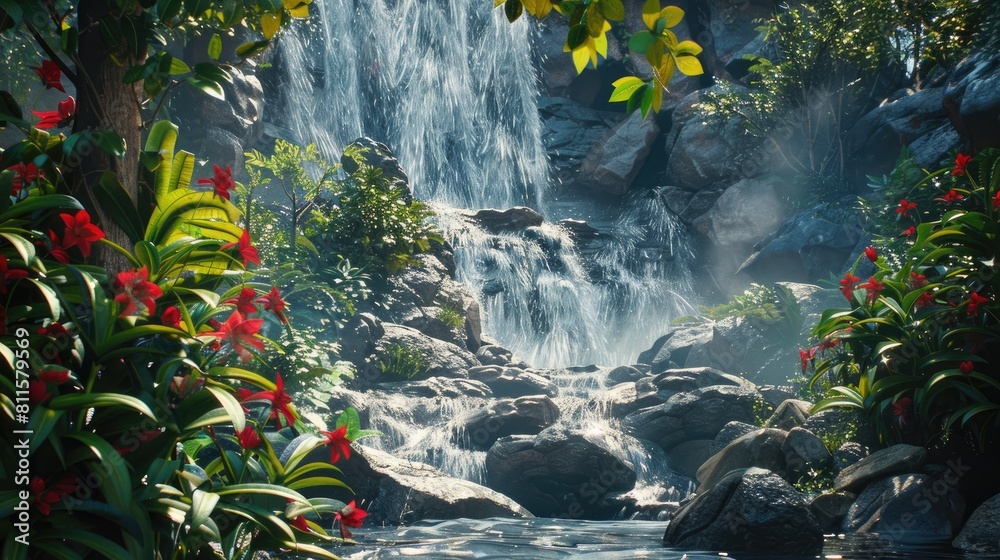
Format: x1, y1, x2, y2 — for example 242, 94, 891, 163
840, 273, 861, 301
31, 96, 76, 129
32, 60, 65, 92
9, 162, 41, 196
993, 191, 1000, 211
967, 291, 989, 316
39, 365, 72, 385
901, 226, 916, 237
225, 287, 259, 315
908, 272, 928, 289
0, 254, 29, 293
258, 285, 288, 324
236, 387, 254, 402
170, 374, 205, 397
197, 164, 235, 200
243, 373, 295, 429
952, 153, 972, 176
162, 306, 182, 328
860, 276, 884, 305
113, 266, 162, 317
959, 361, 974, 375
334, 500, 367, 538
203, 310, 265, 363
798, 347, 817, 372
818, 338, 839, 351
865, 246, 878, 262
30, 473, 77, 516
290, 514, 313, 533
222, 229, 261, 267
37, 322, 68, 337
59, 210, 105, 258
237, 425, 262, 449
895, 199, 917, 218
941, 189, 964, 204
891, 397, 912, 427
46, 230, 71, 264
320, 424, 353, 463
28, 379, 52, 405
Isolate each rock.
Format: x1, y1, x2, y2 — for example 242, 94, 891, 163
775, 281, 851, 337
810, 491, 857, 532
953, 492, 1000, 553
841, 474, 964, 539
370, 324, 480, 381
635, 367, 755, 405
782, 427, 833, 475
909, 122, 961, 168
833, 441, 870, 473
623, 385, 760, 452
665, 86, 766, 191
538, 97, 624, 183
200, 128, 247, 184
636, 323, 714, 373
765, 399, 813, 431
341, 137, 411, 200
801, 408, 881, 451
471, 207, 544, 232
738, 211, 861, 283
184, 66, 264, 143
475, 344, 514, 366
659, 185, 724, 224
455, 396, 560, 450
606, 365, 646, 385
556, 219, 602, 243
663, 468, 823, 555
575, 110, 661, 196
381, 377, 492, 399
696, 428, 789, 492
703, 0, 777, 65
758, 385, 800, 409
485, 427, 637, 519
335, 445, 532, 525
467, 366, 558, 398
667, 439, 716, 479
338, 313, 384, 366
398, 306, 466, 348
945, 52, 1000, 151
834, 444, 927, 493
601, 488, 680, 522
596, 382, 649, 419
692, 178, 790, 251
711, 421, 761, 454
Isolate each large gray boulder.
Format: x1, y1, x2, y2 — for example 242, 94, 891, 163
635, 367, 756, 405
738, 211, 861, 284
335, 445, 532, 525
575, 110, 661, 196
841, 474, 964, 539
538, 96, 624, 183
368, 324, 480, 381
471, 207, 544, 233
945, 51, 1000, 151
696, 428, 789, 492
485, 427, 637, 519
636, 324, 714, 373
623, 385, 759, 452
953, 492, 1000, 553
782, 427, 833, 475
454, 396, 560, 450
467, 366, 558, 398
692, 178, 790, 251
663, 468, 823, 555
833, 444, 927, 493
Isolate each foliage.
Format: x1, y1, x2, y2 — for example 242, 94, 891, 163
305, 149, 444, 288
695, 0, 986, 192
436, 304, 465, 330
679, 283, 802, 337
497, 0, 702, 117
379, 343, 427, 381
807, 150, 1000, 454
0, 104, 365, 558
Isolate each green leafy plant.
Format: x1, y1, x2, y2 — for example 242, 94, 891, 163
379, 343, 427, 381
807, 150, 1000, 453
436, 304, 465, 330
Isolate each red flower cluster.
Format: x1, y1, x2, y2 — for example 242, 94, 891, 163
901, 226, 916, 237
334, 500, 367, 538
860, 276, 884, 305
840, 273, 861, 301
32, 60, 64, 92
865, 247, 878, 262
197, 164, 235, 200
319, 424, 353, 463
61, 210, 106, 258
967, 291, 989, 316
222, 230, 261, 267
940, 189, 964, 204
237, 425, 263, 449
30, 474, 77, 516
204, 310, 264, 363
8, 162, 41, 196
798, 347, 816, 371
959, 361, 974, 375
31, 96, 76, 129
952, 153, 972, 176
892, 397, 912, 427
241, 373, 294, 428
113, 266, 162, 317
895, 199, 917, 218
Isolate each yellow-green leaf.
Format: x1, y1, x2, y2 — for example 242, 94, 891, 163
261, 13, 280, 40
609, 76, 645, 102
675, 54, 703, 76
674, 39, 702, 56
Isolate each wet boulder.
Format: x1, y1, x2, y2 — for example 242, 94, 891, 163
575, 110, 661, 196
367, 324, 479, 381
453, 396, 561, 450
467, 366, 558, 398
954, 492, 1000, 553
485, 427, 637, 519
834, 444, 927, 493
810, 491, 857, 532
696, 428, 789, 492
782, 427, 833, 475
841, 474, 964, 539
765, 399, 813, 431
623, 385, 759, 452
634, 367, 755, 405
663, 468, 823, 554
471, 207, 544, 233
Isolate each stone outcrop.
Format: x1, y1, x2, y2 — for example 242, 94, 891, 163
575, 110, 660, 196
841, 473, 964, 539
623, 385, 759, 452
953, 492, 1000, 553
833, 444, 927, 493
454, 395, 560, 450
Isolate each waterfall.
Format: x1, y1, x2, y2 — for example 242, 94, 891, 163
274, 0, 698, 367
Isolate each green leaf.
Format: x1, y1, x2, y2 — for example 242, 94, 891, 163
48, 393, 157, 419
585, 3, 604, 37
599, 0, 625, 20
36, 529, 132, 560
206, 385, 246, 432
134, 240, 161, 274
235, 40, 269, 59
0, 90, 26, 128
194, 62, 232, 83
168, 57, 190, 75
504, 0, 522, 22
674, 54, 703, 76
186, 75, 224, 100
60, 26, 79, 56
208, 33, 223, 60
336, 407, 362, 440
609, 76, 645, 102
628, 30, 655, 54
189, 489, 221, 537
674, 39, 702, 56
566, 23, 588, 50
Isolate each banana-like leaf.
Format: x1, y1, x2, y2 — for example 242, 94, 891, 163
144, 121, 179, 200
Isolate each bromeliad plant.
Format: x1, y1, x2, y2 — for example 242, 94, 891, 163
1, 85, 367, 558
807, 150, 1000, 453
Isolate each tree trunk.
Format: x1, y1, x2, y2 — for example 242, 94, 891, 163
70, 0, 143, 275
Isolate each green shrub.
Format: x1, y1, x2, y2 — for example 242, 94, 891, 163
436, 304, 465, 330
682, 283, 802, 336
379, 343, 427, 381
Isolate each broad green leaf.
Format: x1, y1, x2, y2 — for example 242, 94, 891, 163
609, 76, 645, 102
261, 12, 281, 39
144, 121, 179, 200
674, 54, 703, 76
208, 33, 222, 61
95, 171, 144, 244
505, 0, 523, 22
628, 30, 655, 54
168, 57, 190, 75
189, 489, 220, 536
186, 76, 224, 100
206, 385, 245, 432
49, 393, 156, 419
674, 39, 702, 56
235, 40, 269, 59
600, 0, 625, 21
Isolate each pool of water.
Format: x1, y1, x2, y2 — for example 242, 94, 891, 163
340, 517, 994, 559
